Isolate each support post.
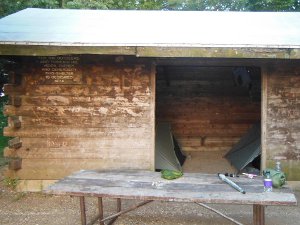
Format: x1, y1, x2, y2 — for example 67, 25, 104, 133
117, 198, 121, 212
98, 197, 104, 225
253, 205, 265, 225
107, 198, 122, 225
80, 196, 87, 225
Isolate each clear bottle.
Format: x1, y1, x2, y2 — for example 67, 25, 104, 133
275, 161, 281, 172
264, 171, 273, 192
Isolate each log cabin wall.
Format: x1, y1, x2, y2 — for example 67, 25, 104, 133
3, 55, 155, 184
263, 65, 300, 180
156, 66, 261, 155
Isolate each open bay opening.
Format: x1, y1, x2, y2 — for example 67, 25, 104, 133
155, 64, 261, 175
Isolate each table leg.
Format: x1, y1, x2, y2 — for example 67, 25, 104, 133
253, 205, 265, 225
98, 197, 104, 225
117, 198, 121, 212
80, 196, 87, 225
107, 198, 122, 225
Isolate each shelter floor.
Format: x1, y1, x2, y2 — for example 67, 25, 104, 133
182, 151, 236, 174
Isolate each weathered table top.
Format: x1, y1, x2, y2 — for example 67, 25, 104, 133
45, 170, 297, 206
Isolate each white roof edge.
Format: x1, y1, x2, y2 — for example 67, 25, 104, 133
1, 41, 300, 49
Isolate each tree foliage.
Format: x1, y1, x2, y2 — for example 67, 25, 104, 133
0, 0, 59, 17
246, 0, 300, 11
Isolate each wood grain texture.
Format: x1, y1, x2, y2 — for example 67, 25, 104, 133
45, 170, 297, 206
4, 55, 155, 180
156, 66, 261, 153
265, 66, 300, 161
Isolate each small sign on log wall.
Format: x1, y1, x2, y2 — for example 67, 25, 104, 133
37, 56, 82, 84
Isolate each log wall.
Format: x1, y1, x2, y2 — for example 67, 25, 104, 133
264, 65, 300, 180
4, 55, 155, 180
156, 66, 261, 154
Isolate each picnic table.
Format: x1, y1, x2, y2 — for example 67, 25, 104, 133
45, 170, 297, 225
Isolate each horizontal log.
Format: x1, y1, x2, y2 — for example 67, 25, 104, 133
8, 158, 22, 170
172, 128, 248, 137
5, 158, 153, 180
156, 80, 234, 86
158, 113, 260, 121
177, 137, 239, 147
18, 116, 151, 128
20, 95, 150, 107
4, 147, 150, 159
25, 69, 151, 87
156, 88, 250, 97
157, 106, 260, 114
20, 137, 151, 149
4, 127, 152, 138
4, 105, 150, 117
181, 146, 232, 152
4, 84, 151, 97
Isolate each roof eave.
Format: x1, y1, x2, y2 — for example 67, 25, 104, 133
0, 43, 299, 59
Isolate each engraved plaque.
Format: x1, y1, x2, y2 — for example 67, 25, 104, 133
37, 56, 82, 84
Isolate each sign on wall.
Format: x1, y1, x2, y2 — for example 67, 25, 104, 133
37, 56, 82, 84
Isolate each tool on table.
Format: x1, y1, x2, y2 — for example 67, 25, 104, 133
218, 173, 246, 194
224, 172, 239, 178
242, 173, 257, 179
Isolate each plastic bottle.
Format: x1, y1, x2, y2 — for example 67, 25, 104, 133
264, 171, 273, 192
275, 161, 281, 172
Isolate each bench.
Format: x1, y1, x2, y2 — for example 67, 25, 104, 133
45, 170, 297, 225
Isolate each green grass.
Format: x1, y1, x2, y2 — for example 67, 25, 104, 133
0, 95, 9, 167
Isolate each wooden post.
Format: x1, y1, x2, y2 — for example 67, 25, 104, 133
253, 205, 265, 225
98, 197, 104, 225
117, 198, 121, 212
79, 196, 87, 225
107, 198, 122, 225
261, 66, 268, 172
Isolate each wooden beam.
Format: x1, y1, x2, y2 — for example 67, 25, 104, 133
0, 45, 136, 56
195, 202, 243, 225
79, 196, 87, 225
261, 66, 268, 172
150, 63, 156, 171
253, 205, 265, 225
98, 198, 104, 225
102, 200, 152, 224
137, 46, 300, 59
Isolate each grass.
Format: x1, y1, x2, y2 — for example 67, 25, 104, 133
3, 176, 19, 190
0, 136, 9, 167
0, 95, 9, 167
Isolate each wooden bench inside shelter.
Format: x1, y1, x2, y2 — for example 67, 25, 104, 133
45, 170, 297, 225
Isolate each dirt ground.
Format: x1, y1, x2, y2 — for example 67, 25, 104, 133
0, 166, 299, 225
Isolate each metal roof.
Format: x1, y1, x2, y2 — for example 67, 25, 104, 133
1, 8, 300, 58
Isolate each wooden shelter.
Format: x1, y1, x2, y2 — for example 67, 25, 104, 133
0, 9, 300, 191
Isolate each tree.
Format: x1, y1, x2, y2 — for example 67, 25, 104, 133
166, 0, 247, 11
0, 0, 59, 18
166, 0, 300, 11
246, 0, 300, 11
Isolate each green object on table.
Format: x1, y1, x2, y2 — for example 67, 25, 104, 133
263, 169, 286, 188
161, 170, 183, 180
